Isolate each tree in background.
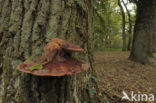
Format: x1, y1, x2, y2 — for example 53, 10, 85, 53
94, 0, 123, 50
0, 0, 98, 103
94, 0, 136, 51
152, 34, 156, 52
118, 0, 127, 51
130, 0, 156, 64
122, 0, 133, 51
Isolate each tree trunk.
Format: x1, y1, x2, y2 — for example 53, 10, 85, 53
130, 0, 156, 64
152, 34, 156, 52
118, 0, 127, 51
0, 0, 98, 103
122, 0, 132, 51
152, 7, 156, 53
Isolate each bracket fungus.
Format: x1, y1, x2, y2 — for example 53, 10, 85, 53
17, 38, 89, 76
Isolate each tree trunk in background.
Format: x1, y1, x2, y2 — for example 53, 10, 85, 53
0, 0, 98, 103
152, 34, 156, 52
118, 0, 127, 51
130, 0, 156, 64
122, 0, 132, 51
152, 8, 156, 53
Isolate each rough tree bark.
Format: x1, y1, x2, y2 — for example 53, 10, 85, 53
0, 0, 98, 103
122, 0, 132, 51
152, 7, 156, 53
130, 0, 156, 64
152, 34, 156, 52
118, 0, 127, 51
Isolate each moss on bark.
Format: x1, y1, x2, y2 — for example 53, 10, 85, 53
0, 0, 98, 103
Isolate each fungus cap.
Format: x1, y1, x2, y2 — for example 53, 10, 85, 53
17, 58, 89, 76
16, 38, 89, 76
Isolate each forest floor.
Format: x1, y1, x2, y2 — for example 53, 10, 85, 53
94, 51, 156, 103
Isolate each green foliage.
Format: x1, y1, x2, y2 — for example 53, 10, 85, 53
94, 0, 136, 51
105, 100, 111, 103
87, 82, 97, 96
94, 0, 122, 49
91, 76, 98, 82
25, 56, 34, 61
29, 63, 43, 71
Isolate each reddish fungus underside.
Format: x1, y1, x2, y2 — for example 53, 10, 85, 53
17, 38, 89, 76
